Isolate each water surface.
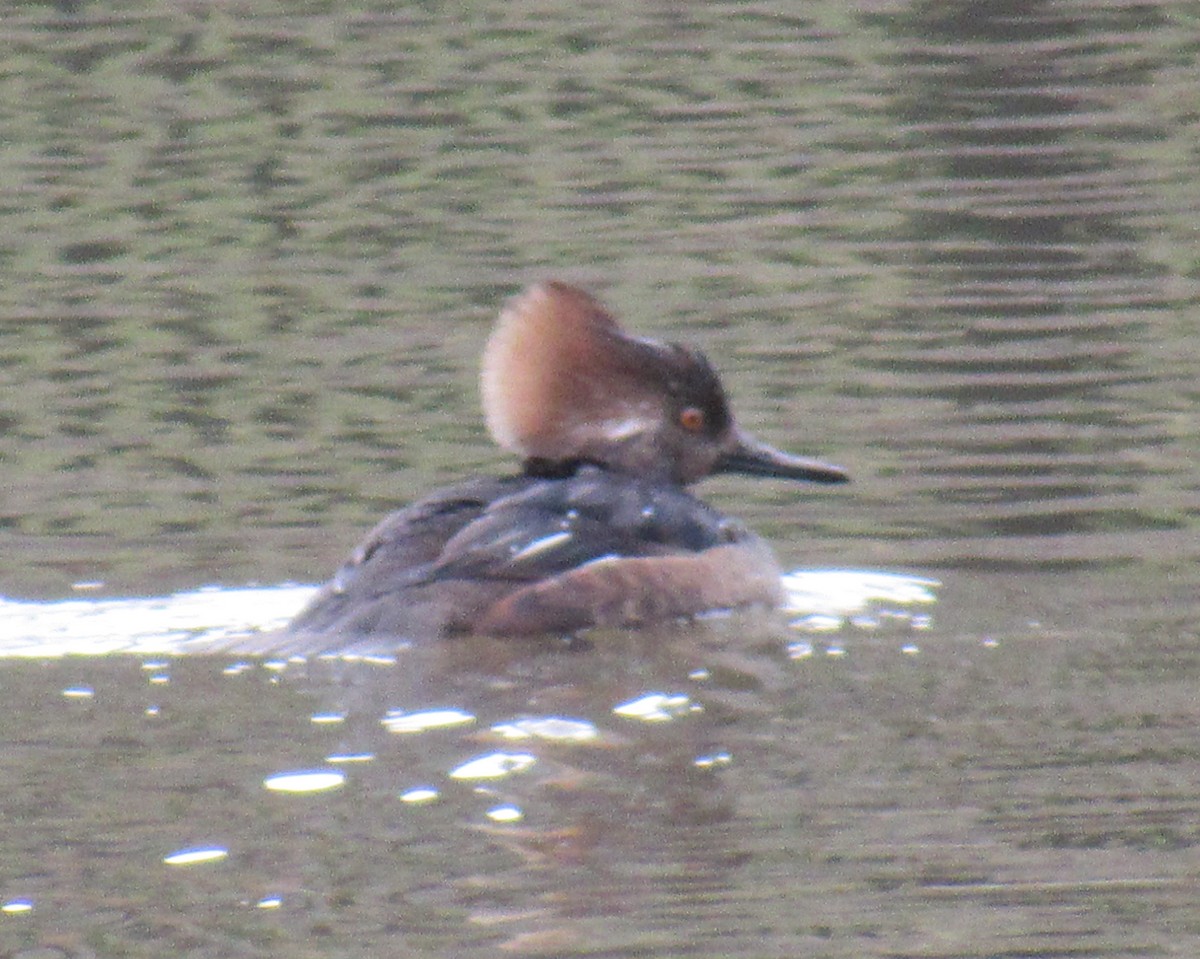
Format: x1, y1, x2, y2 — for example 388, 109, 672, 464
1, 1, 1198, 956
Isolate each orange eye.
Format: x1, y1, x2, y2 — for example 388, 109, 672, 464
678, 407, 705, 432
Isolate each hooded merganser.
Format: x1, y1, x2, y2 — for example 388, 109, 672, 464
278, 281, 848, 648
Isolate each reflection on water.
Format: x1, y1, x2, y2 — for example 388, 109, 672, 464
0, 583, 310, 656
2, 609, 1199, 957
0, 569, 937, 656
1, 0, 1198, 956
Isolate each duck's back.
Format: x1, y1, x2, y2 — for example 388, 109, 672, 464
270, 467, 785, 652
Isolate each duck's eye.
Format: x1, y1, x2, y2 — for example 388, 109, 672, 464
678, 407, 705, 432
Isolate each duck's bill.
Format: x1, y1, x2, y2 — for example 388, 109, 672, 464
717, 432, 850, 484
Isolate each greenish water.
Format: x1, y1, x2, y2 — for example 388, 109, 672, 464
1, 0, 1199, 956
3, 0, 1195, 597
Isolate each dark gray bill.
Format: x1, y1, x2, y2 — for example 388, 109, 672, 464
717, 432, 850, 484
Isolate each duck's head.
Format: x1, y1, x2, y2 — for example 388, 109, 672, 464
481, 281, 849, 487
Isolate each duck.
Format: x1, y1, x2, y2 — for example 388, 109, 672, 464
272, 281, 848, 650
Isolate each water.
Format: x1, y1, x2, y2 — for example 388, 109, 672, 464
2, 0, 1199, 955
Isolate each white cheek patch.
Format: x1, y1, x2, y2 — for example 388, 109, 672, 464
599, 414, 654, 442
